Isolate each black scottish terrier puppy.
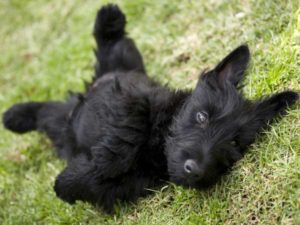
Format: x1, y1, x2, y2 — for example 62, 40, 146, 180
3, 4, 298, 212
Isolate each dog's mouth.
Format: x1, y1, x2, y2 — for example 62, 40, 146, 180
169, 172, 203, 188
169, 167, 220, 189
180, 176, 218, 189
171, 178, 202, 189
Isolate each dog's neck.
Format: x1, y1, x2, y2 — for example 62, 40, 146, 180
147, 88, 191, 148
149, 89, 190, 128
134, 88, 191, 177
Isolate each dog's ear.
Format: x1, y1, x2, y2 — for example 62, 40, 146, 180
227, 91, 299, 152
237, 91, 298, 148
213, 45, 250, 87
253, 91, 298, 122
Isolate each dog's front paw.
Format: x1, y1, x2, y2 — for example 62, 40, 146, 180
54, 176, 76, 204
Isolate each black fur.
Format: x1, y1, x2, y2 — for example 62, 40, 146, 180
2, 4, 298, 212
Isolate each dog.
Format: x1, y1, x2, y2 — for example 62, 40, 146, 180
2, 4, 298, 212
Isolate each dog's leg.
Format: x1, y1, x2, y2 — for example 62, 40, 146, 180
93, 4, 145, 79
3, 101, 77, 159
3, 102, 44, 134
54, 154, 156, 213
3, 101, 72, 134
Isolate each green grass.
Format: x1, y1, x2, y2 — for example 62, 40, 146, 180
0, 0, 299, 224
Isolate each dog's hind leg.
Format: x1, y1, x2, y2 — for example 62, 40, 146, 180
3, 101, 72, 134
3, 102, 44, 134
3, 101, 77, 159
92, 4, 145, 79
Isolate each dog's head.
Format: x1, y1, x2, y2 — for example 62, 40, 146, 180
166, 45, 298, 188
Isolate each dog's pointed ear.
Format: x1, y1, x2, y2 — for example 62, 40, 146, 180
233, 91, 298, 150
214, 45, 250, 87
254, 91, 298, 122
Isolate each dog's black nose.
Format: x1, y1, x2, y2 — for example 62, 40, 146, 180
184, 159, 202, 178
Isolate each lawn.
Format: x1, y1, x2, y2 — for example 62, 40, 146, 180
0, 0, 299, 224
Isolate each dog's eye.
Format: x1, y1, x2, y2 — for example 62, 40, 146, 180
196, 111, 208, 127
